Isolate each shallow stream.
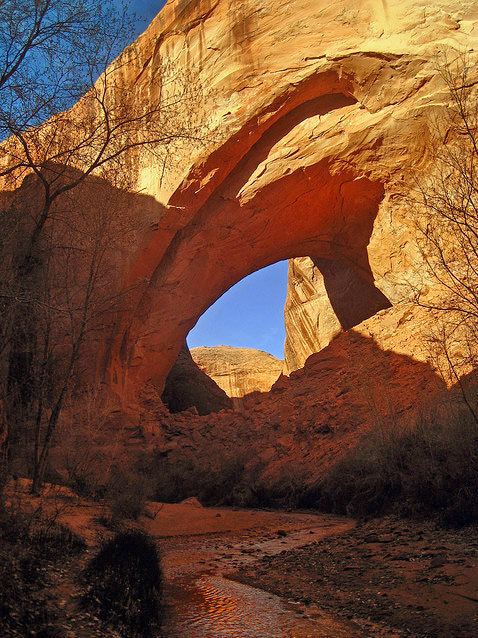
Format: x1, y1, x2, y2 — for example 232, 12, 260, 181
160, 516, 361, 637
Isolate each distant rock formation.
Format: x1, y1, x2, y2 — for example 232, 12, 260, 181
162, 346, 232, 415
191, 346, 283, 401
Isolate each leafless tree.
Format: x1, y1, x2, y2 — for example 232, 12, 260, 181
412, 52, 478, 415
0, 1, 206, 491
28, 182, 141, 492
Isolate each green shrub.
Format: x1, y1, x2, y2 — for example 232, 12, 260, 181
82, 530, 163, 637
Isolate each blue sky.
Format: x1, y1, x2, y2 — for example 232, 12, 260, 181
129, 1, 288, 359
187, 262, 289, 360
131, 1, 167, 35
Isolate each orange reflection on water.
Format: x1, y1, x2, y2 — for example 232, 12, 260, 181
196, 578, 242, 631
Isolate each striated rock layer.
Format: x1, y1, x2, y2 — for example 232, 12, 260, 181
284, 258, 339, 375
191, 346, 283, 401
284, 256, 391, 373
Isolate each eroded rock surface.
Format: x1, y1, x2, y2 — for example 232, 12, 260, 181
284, 257, 391, 373
162, 346, 232, 415
191, 346, 283, 401
98, 304, 447, 494
2, 0, 477, 409
107, 0, 477, 395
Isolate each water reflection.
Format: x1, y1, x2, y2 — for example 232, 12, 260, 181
164, 575, 358, 638
160, 518, 362, 638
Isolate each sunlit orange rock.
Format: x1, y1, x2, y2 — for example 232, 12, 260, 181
102, 0, 477, 399
284, 256, 392, 374
191, 346, 283, 404
2, 0, 477, 406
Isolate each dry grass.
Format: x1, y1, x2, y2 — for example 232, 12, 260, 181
82, 530, 163, 637
0, 503, 85, 636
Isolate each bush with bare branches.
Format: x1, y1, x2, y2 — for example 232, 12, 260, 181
310, 394, 478, 527
412, 53, 478, 404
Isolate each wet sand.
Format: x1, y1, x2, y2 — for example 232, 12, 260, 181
155, 505, 361, 637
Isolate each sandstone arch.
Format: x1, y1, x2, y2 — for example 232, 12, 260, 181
106, 0, 478, 400
112, 83, 390, 397
3, 0, 476, 406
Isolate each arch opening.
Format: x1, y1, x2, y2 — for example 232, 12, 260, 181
161, 248, 391, 415
111, 86, 391, 404
187, 260, 288, 359
185, 261, 288, 410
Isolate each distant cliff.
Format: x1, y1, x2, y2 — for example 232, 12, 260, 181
191, 346, 283, 400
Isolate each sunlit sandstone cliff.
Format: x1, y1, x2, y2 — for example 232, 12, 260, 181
109, 0, 478, 397
191, 346, 283, 400
284, 258, 343, 374
284, 254, 393, 374
2, 0, 478, 402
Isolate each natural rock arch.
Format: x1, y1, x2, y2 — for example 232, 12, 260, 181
101, 0, 477, 403
111, 84, 392, 398
4, 0, 475, 406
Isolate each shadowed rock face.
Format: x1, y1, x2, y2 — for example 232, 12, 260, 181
101, 308, 448, 489
162, 346, 232, 415
284, 256, 392, 374
191, 346, 283, 400
2, 0, 477, 406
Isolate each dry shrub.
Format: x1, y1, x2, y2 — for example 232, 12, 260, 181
82, 530, 163, 637
0, 503, 85, 636
149, 446, 247, 506
149, 446, 308, 509
147, 447, 282, 508
313, 397, 478, 527
106, 465, 153, 525
48, 390, 121, 500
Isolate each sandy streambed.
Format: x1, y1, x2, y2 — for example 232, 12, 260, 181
234, 516, 478, 638
154, 506, 362, 637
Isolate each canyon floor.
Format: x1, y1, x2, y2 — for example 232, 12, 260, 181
234, 517, 478, 638
5, 485, 477, 638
